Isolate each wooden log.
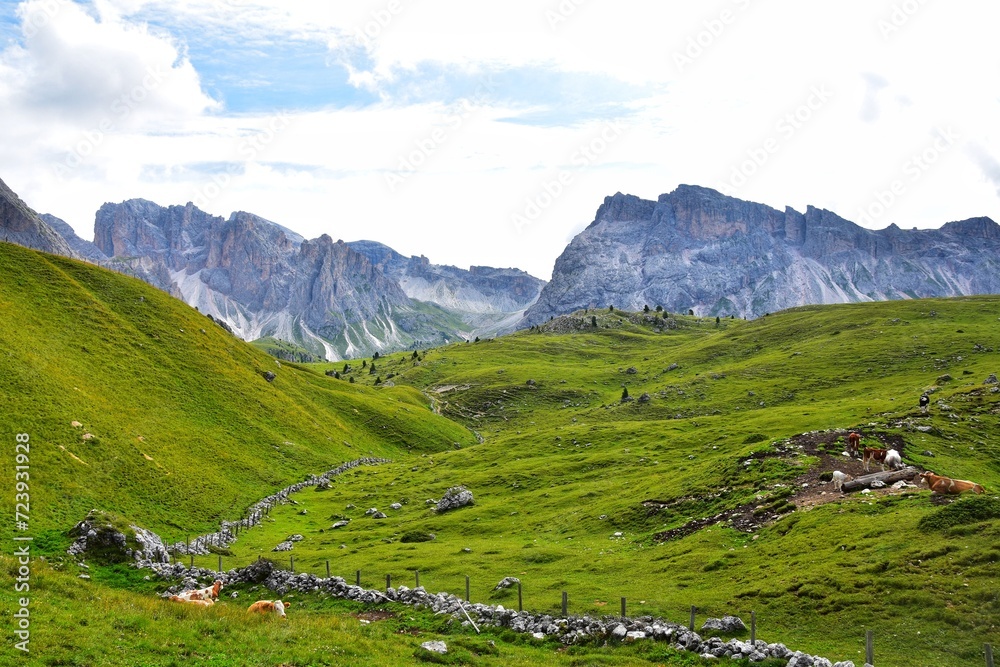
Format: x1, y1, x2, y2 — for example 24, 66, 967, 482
842, 467, 920, 493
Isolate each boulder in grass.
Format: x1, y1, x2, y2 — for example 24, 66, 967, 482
494, 576, 520, 590
420, 640, 447, 654
436, 486, 474, 512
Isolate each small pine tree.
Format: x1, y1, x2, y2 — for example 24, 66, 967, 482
688, 309, 694, 316
334, 371, 341, 379
343, 363, 349, 373
643, 304, 650, 313
362, 360, 367, 369
715, 316, 721, 325
349, 376, 355, 384
475, 336, 480, 342
621, 386, 629, 400
374, 376, 381, 386
373, 351, 380, 360
369, 362, 377, 374
412, 350, 418, 359
609, 305, 614, 312
655, 305, 663, 312
591, 315, 598, 327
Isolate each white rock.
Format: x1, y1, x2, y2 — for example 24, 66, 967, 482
420, 640, 447, 654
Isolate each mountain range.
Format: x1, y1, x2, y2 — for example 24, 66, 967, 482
4, 177, 1000, 358
0, 177, 544, 360
525, 185, 1000, 322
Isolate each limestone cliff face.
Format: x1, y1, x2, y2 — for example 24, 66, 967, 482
526, 185, 1000, 321
0, 177, 76, 257
85, 199, 543, 359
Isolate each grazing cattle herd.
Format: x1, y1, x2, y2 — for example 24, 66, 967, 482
833, 432, 986, 497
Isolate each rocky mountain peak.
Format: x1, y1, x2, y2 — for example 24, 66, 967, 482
526, 186, 1000, 322
0, 177, 76, 257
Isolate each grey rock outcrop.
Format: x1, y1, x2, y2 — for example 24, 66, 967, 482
350, 240, 546, 336
526, 185, 1000, 322
0, 177, 77, 257
436, 486, 474, 512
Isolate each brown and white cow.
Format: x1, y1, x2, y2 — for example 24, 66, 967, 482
847, 432, 862, 456
169, 595, 215, 607
248, 600, 286, 618
918, 471, 985, 495
174, 580, 223, 602
862, 447, 890, 472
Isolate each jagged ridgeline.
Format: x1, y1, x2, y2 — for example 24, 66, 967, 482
0, 242, 475, 540
525, 185, 1000, 324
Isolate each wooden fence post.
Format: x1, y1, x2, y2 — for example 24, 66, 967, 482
326, 560, 330, 578
689, 605, 696, 631
290, 556, 295, 573
218, 554, 222, 572
562, 591, 568, 617
415, 570, 420, 588
518, 582, 523, 612
386, 574, 391, 592
190, 554, 194, 569
750, 611, 756, 645
356, 569, 361, 587
985, 643, 994, 667
465, 575, 470, 602
866, 630, 874, 665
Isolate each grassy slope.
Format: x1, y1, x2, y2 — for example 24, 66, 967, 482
0, 241, 474, 543
3, 241, 999, 665
2, 558, 721, 667
231, 301, 1000, 666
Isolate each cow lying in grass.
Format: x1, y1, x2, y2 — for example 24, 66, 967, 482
174, 580, 223, 602
248, 600, 286, 618
169, 596, 214, 607
918, 471, 985, 495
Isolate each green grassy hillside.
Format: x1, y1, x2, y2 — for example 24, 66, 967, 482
3, 240, 999, 666
231, 300, 1000, 666
0, 241, 474, 543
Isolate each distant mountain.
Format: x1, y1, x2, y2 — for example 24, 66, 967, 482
349, 240, 545, 333
0, 186, 542, 360
525, 185, 1000, 322
88, 199, 477, 359
0, 177, 76, 257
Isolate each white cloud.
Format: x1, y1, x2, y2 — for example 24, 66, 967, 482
1, 0, 1000, 280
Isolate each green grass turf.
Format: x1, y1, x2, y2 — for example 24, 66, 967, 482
2, 241, 999, 665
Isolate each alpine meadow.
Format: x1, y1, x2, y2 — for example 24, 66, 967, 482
2, 240, 998, 666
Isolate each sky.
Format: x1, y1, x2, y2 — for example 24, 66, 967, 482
1, 0, 999, 280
